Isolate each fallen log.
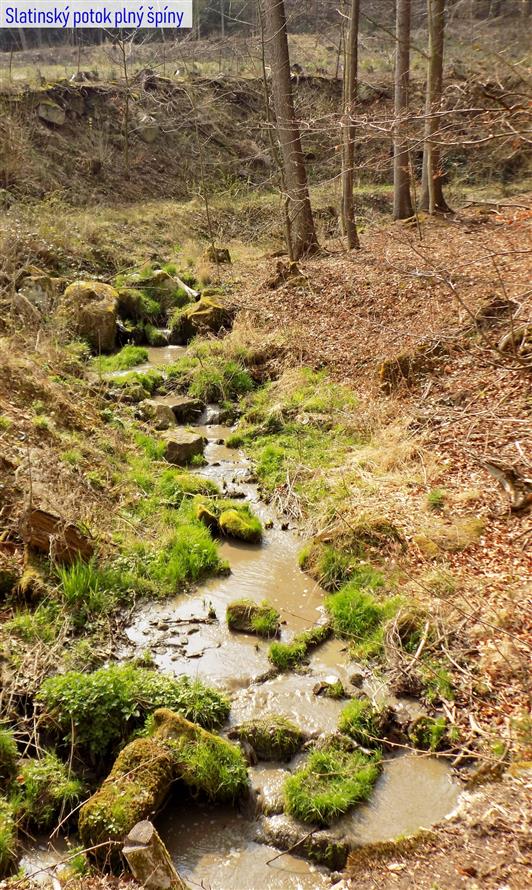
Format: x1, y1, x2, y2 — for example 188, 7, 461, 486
20, 508, 94, 563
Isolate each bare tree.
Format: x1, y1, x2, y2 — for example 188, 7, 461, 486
341, 0, 361, 249
420, 0, 451, 213
262, 0, 318, 259
393, 0, 414, 219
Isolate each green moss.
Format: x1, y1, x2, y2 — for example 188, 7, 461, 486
268, 624, 331, 671
233, 716, 304, 761
338, 699, 387, 747
117, 286, 161, 322
226, 599, 280, 638
0, 729, 17, 789
219, 508, 262, 544
144, 324, 168, 347
112, 369, 164, 394
408, 716, 448, 752
93, 345, 149, 373
158, 469, 219, 506
0, 798, 16, 878
13, 752, 83, 830
284, 741, 381, 826
38, 665, 230, 760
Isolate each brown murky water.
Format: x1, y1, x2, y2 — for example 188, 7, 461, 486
24, 348, 461, 888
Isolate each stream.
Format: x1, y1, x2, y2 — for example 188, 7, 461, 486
24, 346, 461, 889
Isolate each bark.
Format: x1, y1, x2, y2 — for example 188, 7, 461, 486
393, 0, 414, 220
262, 0, 318, 259
341, 0, 361, 249
420, 0, 452, 213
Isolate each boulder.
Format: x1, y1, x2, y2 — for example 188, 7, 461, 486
162, 430, 206, 465
168, 396, 205, 422
17, 272, 60, 313
170, 298, 232, 345
37, 99, 66, 126
58, 281, 118, 353
137, 400, 176, 431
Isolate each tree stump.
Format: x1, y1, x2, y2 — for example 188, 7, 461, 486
123, 820, 190, 890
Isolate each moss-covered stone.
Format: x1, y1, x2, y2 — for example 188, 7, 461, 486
227, 599, 280, 638
408, 715, 449, 752
219, 509, 262, 544
79, 709, 248, 860
231, 716, 304, 761
338, 699, 393, 747
170, 298, 232, 345
58, 281, 118, 353
195, 503, 219, 531
268, 624, 332, 671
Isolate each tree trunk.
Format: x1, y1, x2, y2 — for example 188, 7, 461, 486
341, 0, 361, 249
420, 0, 451, 212
262, 0, 318, 259
393, 0, 414, 220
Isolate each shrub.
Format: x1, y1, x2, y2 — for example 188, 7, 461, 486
38, 665, 230, 760
268, 624, 331, 671
284, 741, 381, 826
13, 753, 83, 830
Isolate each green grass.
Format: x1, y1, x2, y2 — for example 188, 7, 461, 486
268, 624, 331, 671
0, 728, 17, 788
132, 430, 167, 460
93, 345, 149, 373
12, 752, 83, 830
0, 416, 12, 432
178, 736, 248, 803
427, 488, 446, 511
0, 798, 16, 878
284, 743, 381, 826
38, 665, 230, 760
408, 716, 449, 752
5, 602, 61, 643
226, 599, 280, 638
166, 352, 254, 404
57, 558, 141, 628
338, 699, 385, 747
325, 572, 400, 660
111, 368, 164, 394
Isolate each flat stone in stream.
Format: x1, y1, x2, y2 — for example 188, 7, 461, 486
137, 400, 176, 431
168, 396, 205, 422
162, 429, 206, 465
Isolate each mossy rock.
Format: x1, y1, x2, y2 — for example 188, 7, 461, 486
338, 699, 394, 748
0, 798, 16, 879
195, 503, 219, 532
231, 716, 304, 761
227, 599, 280, 638
170, 298, 232, 345
144, 324, 168, 347
219, 509, 262, 544
58, 281, 118, 353
79, 709, 248, 860
268, 624, 332, 671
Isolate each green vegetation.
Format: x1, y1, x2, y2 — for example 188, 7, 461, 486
408, 716, 449, 752
58, 558, 140, 628
233, 715, 304, 761
167, 351, 253, 404
92, 345, 149, 373
284, 740, 381, 826
325, 571, 400, 660
12, 752, 83, 830
195, 497, 263, 543
38, 665, 230, 760
421, 662, 455, 704
111, 368, 164, 395
268, 624, 331, 671
0, 798, 16, 878
0, 728, 17, 788
0, 417, 12, 432
427, 488, 446, 511
338, 699, 388, 747
226, 599, 280, 638
5, 602, 61, 644
178, 733, 248, 802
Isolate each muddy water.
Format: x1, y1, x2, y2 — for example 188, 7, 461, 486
116, 348, 462, 887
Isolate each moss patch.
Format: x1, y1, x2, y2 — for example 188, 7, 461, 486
284, 739, 381, 826
12, 752, 83, 831
268, 624, 332, 671
338, 699, 391, 747
0, 729, 17, 790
